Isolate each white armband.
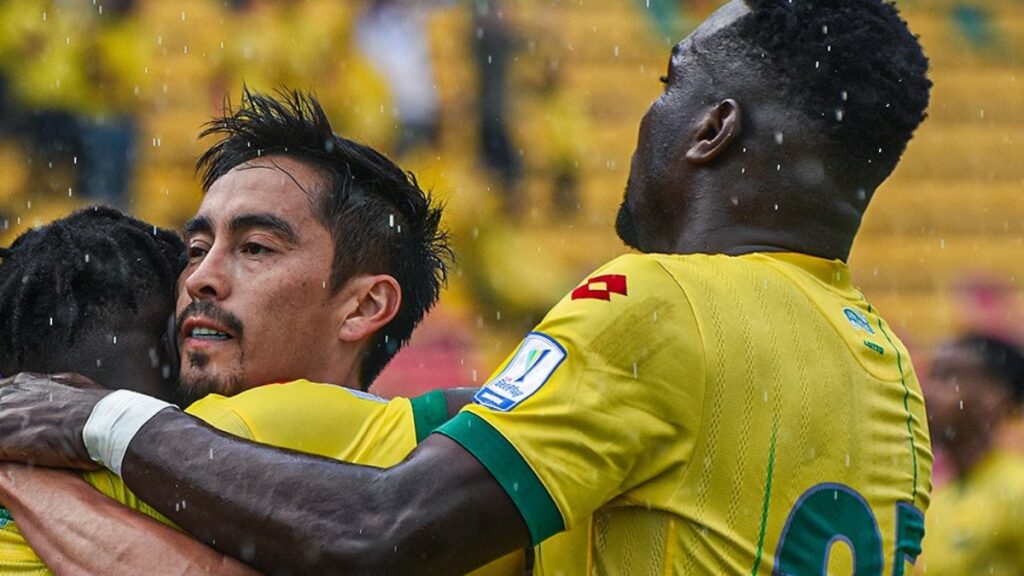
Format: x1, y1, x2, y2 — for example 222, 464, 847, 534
82, 390, 177, 477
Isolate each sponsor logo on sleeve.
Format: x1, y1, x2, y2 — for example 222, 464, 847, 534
474, 333, 567, 412
571, 274, 628, 302
843, 307, 876, 335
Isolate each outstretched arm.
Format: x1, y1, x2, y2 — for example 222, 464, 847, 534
121, 411, 529, 575
0, 464, 260, 576
0, 375, 531, 575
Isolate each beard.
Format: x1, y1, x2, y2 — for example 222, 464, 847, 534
615, 196, 643, 251
175, 351, 246, 406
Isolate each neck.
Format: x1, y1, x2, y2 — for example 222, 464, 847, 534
667, 219, 854, 261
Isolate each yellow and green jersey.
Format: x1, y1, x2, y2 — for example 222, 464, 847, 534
916, 450, 1024, 575
0, 381, 522, 575
438, 252, 933, 575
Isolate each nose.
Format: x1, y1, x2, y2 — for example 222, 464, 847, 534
183, 246, 232, 302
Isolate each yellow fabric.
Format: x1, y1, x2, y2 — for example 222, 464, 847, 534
0, 380, 520, 575
916, 451, 1024, 575
454, 252, 932, 574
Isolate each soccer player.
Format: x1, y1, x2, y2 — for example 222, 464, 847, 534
0, 206, 259, 575
0, 93, 521, 576
916, 334, 1024, 575
0, 0, 933, 573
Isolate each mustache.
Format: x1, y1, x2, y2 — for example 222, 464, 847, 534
176, 300, 246, 340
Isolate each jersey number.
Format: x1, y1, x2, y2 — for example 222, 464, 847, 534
773, 483, 924, 576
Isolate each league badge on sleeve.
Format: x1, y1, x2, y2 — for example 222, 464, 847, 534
474, 333, 567, 412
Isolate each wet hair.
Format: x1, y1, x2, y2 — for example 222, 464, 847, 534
197, 88, 452, 388
0, 206, 186, 374
956, 333, 1024, 404
729, 0, 931, 185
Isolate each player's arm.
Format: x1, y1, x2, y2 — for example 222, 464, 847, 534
121, 411, 530, 575
0, 464, 260, 576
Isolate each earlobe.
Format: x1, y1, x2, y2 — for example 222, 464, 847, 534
685, 99, 741, 164
337, 275, 402, 343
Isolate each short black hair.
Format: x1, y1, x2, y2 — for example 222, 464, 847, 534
956, 333, 1024, 404
0, 206, 186, 374
197, 88, 452, 388
730, 0, 931, 185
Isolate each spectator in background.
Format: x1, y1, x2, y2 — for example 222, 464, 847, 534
356, 0, 442, 155
472, 0, 523, 216
918, 333, 1024, 575
0, 0, 147, 208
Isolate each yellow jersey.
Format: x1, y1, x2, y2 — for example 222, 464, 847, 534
438, 252, 932, 575
0, 381, 523, 575
916, 450, 1024, 575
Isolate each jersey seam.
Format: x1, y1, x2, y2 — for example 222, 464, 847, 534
651, 256, 709, 496
869, 306, 920, 505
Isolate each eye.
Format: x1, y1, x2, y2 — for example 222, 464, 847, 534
186, 242, 209, 261
241, 242, 272, 256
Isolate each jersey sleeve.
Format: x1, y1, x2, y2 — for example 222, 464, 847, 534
436, 254, 706, 545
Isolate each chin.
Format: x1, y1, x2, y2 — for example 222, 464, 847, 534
615, 201, 644, 251
178, 369, 244, 405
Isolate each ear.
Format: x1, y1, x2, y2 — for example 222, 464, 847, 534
685, 99, 742, 164
336, 275, 402, 343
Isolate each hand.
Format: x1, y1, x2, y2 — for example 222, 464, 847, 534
0, 373, 111, 470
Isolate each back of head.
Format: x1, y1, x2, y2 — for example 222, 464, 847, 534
955, 333, 1024, 405
730, 0, 931, 190
196, 88, 451, 388
0, 207, 185, 398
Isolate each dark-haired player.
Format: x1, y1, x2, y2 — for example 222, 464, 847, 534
917, 334, 1024, 575
0, 0, 933, 573
0, 206, 183, 401
0, 207, 260, 574
0, 94, 521, 575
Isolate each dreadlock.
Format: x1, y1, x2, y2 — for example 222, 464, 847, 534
0, 206, 186, 374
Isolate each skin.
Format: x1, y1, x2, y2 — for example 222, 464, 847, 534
0, 1, 902, 573
926, 343, 1013, 478
176, 155, 400, 402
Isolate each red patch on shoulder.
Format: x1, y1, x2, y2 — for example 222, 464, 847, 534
571, 274, 628, 301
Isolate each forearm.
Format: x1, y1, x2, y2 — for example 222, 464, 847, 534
0, 465, 259, 576
121, 411, 527, 574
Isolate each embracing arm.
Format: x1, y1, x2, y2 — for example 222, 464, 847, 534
121, 411, 529, 575
0, 464, 260, 576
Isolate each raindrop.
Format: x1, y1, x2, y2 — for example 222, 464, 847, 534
85, 254, 91, 263
815, 61, 820, 69
774, 131, 784, 145
835, 108, 845, 121
841, 91, 848, 101
731, 196, 739, 206
49, 317, 53, 326
773, 204, 779, 211
959, 400, 964, 410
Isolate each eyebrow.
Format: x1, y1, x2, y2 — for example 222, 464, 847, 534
230, 213, 301, 246
182, 216, 212, 238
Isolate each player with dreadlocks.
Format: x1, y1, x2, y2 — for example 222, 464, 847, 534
0, 207, 262, 574
0, 1, 932, 571
0, 206, 182, 399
